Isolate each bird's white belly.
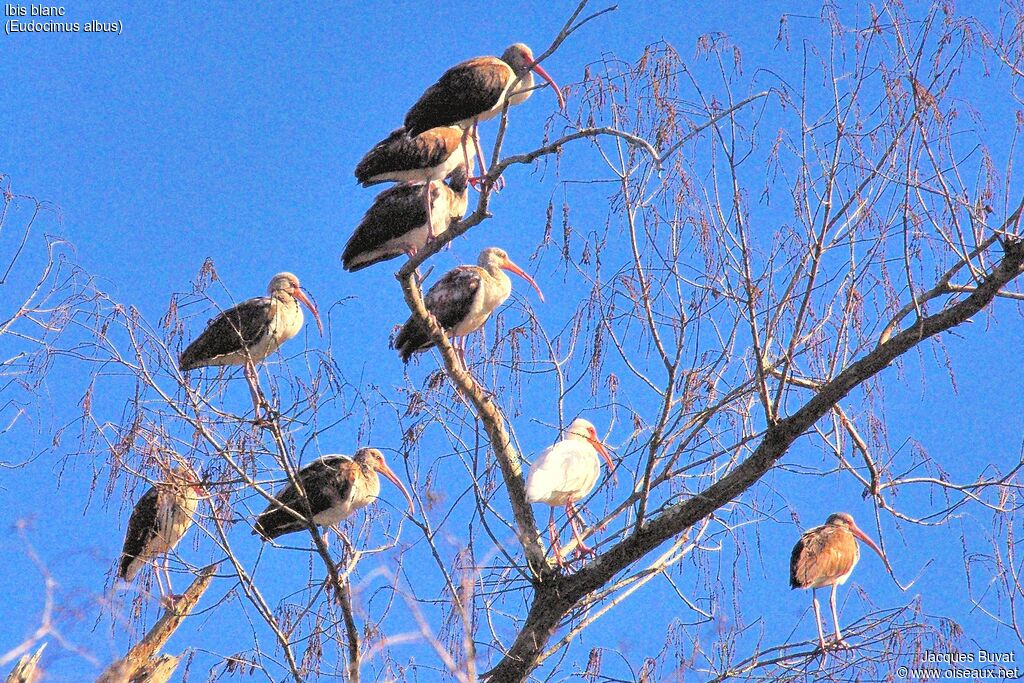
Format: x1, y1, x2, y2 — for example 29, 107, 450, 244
313, 502, 355, 528
452, 275, 510, 338
376, 224, 436, 260
251, 300, 303, 362
451, 289, 491, 337
473, 69, 532, 124
124, 492, 197, 582
159, 492, 198, 548
526, 444, 601, 506
312, 486, 376, 528
372, 165, 448, 184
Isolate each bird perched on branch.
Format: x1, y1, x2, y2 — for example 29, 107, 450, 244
393, 247, 543, 366
526, 418, 614, 567
118, 462, 206, 608
253, 448, 413, 541
355, 126, 468, 188
179, 272, 323, 418
342, 164, 469, 272
354, 126, 472, 233
790, 512, 885, 650
404, 43, 565, 185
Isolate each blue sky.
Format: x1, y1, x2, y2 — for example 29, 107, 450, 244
3, 1, 1024, 681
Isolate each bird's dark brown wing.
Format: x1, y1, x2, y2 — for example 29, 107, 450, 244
394, 266, 481, 361
179, 296, 272, 370
119, 485, 159, 580
404, 57, 510, 135
254, 456, 353, 540
342, 184, 429, 272
790, 533, 808, 589
354, 127, 462, 185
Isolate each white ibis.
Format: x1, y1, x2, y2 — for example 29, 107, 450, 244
525, 418, 613, 567
393, 246, 543, 364
118, 463, 206, 607
253, 447, 413, 541
404, 43, 565, 184
342, 164, 469, 272
179, 272, 323, 417
790, 512, 886, 650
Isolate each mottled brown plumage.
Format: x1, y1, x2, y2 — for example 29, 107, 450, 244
393, 247, 543, 363
791, 516, 860, 589
342, 165, 469, 272
118, 464, 205, 606
405, 56, 517, 136
254, 448, 413, 541
179, 273, 322, 372
179, 273, 322, 417
403, 44, 565, 182
790, 512, 885, 649
354, 126, 466, 187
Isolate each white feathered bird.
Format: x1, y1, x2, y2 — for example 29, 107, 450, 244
525, 418, 613, 566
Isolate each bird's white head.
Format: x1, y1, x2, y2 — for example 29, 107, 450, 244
500, 43, 566, 110
478, 247, 545, 302
826, 512, 884, 560
355, 448, 414, 513
567, 418, 614, 471
268, 272, 323, 336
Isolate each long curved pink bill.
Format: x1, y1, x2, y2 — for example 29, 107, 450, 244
850, 525, 885, 560
502, 260, 545, 303
377, 462, 414, 513
531, 62, 565, 110
293, 288, 324, 336
589, 437, 617, 484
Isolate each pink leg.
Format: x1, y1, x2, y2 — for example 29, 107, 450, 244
456, 336, 468, 373
548, 507, 569, 569
468, 123, 498, 191
812, 589, 827, 651
152, 561, 167, 603
473, 123, 488, 177
566, 500, 595, 558
471, 124, 505, 191
461, 129, 475, 188
244, 360, 263, 420
424, 181, 438, 240
159, 556, 178, 609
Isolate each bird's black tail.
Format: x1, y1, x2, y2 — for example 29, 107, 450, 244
253, 510, 304, 541
393, 319, 432, 363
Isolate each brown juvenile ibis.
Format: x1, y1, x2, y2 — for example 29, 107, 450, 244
526, 418, 614, 567
118, 463, 206, 607
354, 126, 471, 230
355, 125, 467, 187
404, 43, 565, 184
253, 448, 413, 541
179, 272, 323, 417
342, 164, 469, 272
393, 246, 543, 364
790, 512, 885, 650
